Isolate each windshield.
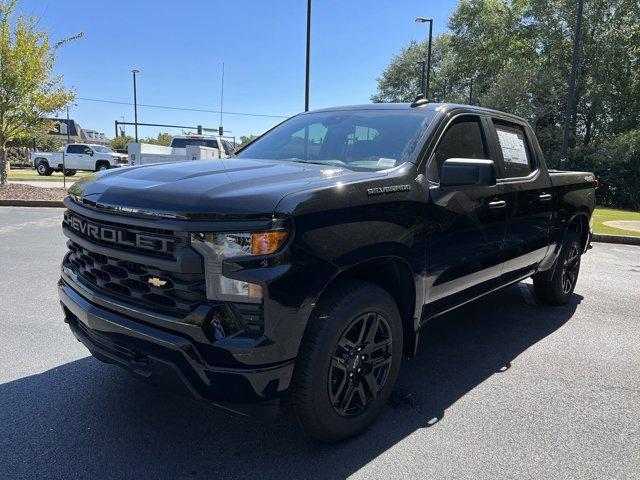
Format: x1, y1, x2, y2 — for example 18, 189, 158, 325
93, 146, 114, 153
171, 138, 219, 149
236, 109, 435, 170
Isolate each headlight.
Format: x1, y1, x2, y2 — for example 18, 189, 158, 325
191, 230, 288, 303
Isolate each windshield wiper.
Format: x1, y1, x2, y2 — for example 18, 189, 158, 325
282, 158, 345, 166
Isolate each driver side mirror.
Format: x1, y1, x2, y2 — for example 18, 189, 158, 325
440, 158, 496, 188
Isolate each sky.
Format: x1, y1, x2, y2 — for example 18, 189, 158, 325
19, 0, 458, 141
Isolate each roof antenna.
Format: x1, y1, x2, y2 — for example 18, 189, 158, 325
411, 93, 429, 108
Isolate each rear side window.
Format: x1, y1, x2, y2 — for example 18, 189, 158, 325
494, 122, 533, 178
433, 116, 488, 176
66, 144, 83, 154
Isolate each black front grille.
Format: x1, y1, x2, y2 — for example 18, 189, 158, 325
66, 241, 206, 315
63, 209, 187, 259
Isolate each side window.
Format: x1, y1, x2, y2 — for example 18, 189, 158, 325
493, 121, 533, 178
433, 117, 487, 177
66, 144, 82, 154
82, 146, 93, 155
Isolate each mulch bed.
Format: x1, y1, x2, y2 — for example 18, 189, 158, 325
0, 183, 67, 202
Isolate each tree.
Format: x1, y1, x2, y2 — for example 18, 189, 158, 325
239, 134, 259, 146
109, 135, 134, 150
143, 132, 172, 146
372, 0, 640, 168
8, 132, 62, 151
0, 0, 82, 185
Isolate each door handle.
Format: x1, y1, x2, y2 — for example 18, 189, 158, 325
539, 193, 552, 201
488, 200, 506, 209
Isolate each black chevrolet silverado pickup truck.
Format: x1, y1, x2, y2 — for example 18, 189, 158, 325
59, 102, 596, 442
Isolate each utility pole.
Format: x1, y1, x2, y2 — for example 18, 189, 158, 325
132, 69, 140, 142
219, 62, 225, 136
561, 0, 584, 158
305, 0, 312, 111
63, 105, 70, 189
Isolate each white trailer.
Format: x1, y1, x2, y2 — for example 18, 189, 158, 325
128, 135, 234, 166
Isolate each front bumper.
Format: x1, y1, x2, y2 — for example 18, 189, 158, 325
58, 279, 294, 419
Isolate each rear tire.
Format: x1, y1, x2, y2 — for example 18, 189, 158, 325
533, 230, 581, 305
35, 160, 52, 176
290, 281, 403, 442
65, 170, 77, 176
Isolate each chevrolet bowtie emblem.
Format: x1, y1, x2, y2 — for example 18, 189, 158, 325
148, 277, 167, 287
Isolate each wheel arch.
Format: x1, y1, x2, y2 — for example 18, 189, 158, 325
567, 211, 590, 252
311, 256, 419, 358
95, 160, 110, 170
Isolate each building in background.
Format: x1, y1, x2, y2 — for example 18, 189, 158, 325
43, 118, 110, 146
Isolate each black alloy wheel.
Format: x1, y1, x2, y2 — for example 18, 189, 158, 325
290, 281, 403, 442
532, 230, 581, 305
328, 312, 393, 417
561, 242, 580, 294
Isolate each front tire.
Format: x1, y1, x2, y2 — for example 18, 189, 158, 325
533, 230, 581, 305
35, 160, 52, 176
290, 281, 403, 442
95, 162, 110, 172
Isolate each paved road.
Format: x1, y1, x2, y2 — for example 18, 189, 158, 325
1, 206, 639, 480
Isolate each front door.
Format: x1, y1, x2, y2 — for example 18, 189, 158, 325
490, 119, 553, 280
424, 114, 508, 315
63, 144, 84, 169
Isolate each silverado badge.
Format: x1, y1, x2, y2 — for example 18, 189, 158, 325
148, 277, 167, 288
366, 184, 411, 196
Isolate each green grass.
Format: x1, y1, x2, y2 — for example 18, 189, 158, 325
8, 168, 91, 182
592, 208, 640, 238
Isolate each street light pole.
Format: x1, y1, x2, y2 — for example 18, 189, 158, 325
131, 69, 139, 142
469, 77, 474, 104
417, 61, 426, 96
415, 17, 433, 99
305, 0, 312, 111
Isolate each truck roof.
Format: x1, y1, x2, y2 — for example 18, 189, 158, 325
306, 102, 527, 124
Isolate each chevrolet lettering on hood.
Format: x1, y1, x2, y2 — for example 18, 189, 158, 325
63, 211, 174, 254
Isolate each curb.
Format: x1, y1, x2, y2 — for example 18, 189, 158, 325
0, 199, 65, 208
592, 233, 640, 246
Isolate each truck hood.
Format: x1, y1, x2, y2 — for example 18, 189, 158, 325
68, 158, 386, 219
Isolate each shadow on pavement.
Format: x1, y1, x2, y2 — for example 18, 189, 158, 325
0, 284, 581, 479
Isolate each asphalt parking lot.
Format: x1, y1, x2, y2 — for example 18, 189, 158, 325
1, 206, 639, 480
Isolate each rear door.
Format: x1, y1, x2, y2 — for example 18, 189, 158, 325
425, 114, 509, 313
490, 118, 553, 280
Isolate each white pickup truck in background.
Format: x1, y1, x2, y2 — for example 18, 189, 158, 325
128, 135, 235, 166
30, 144, 128, 176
